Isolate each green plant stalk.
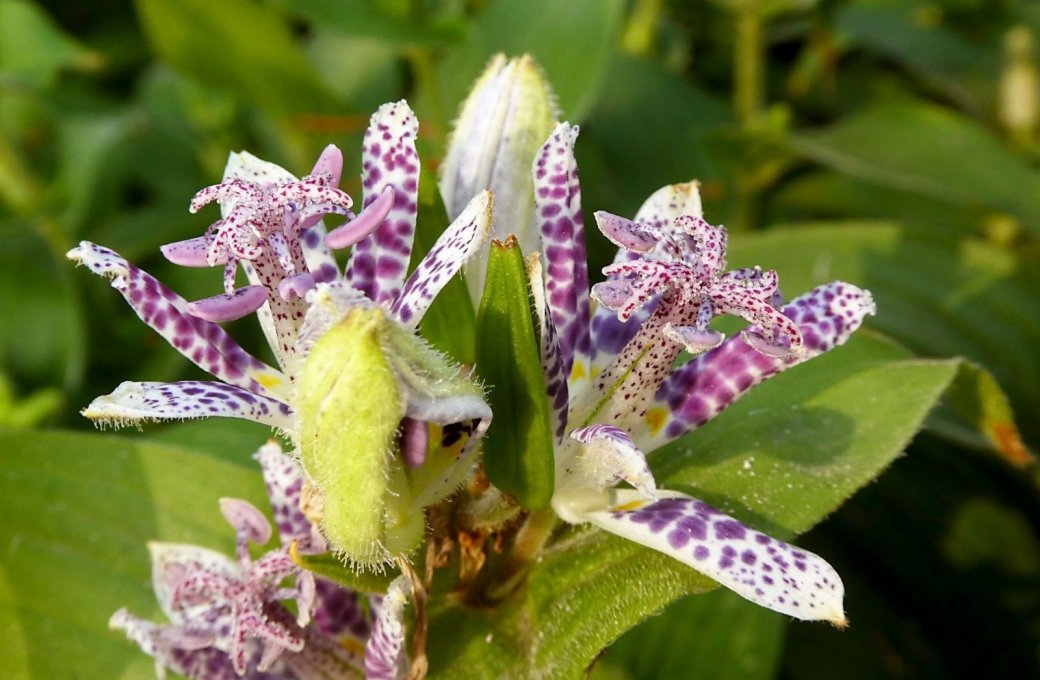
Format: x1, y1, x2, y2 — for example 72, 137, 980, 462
732, 0, 765, 232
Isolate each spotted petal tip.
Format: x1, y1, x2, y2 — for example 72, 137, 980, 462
578, 490, 847, 625
81, 381, 293, 430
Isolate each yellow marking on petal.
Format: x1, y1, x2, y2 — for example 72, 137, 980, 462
340, 637, 366, 656
644, 407, 668, 435
570, 361, 587, 381
610, 500, 648, 512
255, 373, 283, 390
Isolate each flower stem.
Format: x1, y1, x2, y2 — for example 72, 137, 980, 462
486, 506, 557, 601
732, 0, 765, 233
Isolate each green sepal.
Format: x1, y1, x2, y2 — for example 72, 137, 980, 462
289, 543, 396, 595
475, 238, 555, 509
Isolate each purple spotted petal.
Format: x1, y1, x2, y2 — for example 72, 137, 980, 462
528, 254, 569, 442
81, 381, 292, 430
569, 424, 656, 498
188, 285, 269, 323
534, 123, 592, 382
68, 241, 287, 399
364, 576, 410, 680
589, 182, 703, 367
314, 579, 370, 642
575, 491, 846, 624
645, 282, 875, 448
388, 190, 492, 328
346, 100, 420, 305
110, 609, 285, 680
254, 443, 318, 548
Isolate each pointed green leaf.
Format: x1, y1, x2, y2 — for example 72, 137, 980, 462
728, 222, 1040, 446
475, 238, 554, 509
784, 102, 1040, 232
0, 429, 268, 679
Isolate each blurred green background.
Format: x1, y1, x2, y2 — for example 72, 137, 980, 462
1, 0, 1039, 677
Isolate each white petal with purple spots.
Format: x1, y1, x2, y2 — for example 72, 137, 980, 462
389, 190, 493, 328
67, 242, 287, 399
364, 575, 410, 680
534, 123, 592, 385
347, 100, 420, 305
82, 381, 292, 430
527, 254, 570, 442
576, 490, 847, 624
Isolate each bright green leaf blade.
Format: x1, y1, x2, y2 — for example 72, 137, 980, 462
427, 333, 958, 677
134, 0, 335, 116
728, 222, 1040, 445
591, 588, 786, 680
475, 239, 554, 509
435, 0, 624, 123
0, 428, 268, 679
0, 0, 95, 87
783, 102, 1040, 232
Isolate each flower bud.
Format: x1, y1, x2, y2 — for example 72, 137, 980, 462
297, 306, 490, 566
440, 53, 558, 300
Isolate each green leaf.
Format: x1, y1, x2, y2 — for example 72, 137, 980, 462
591, 588, 786, 680
783, 102, 1040, 232
928, 361, 1034, 469
426, 333, 958, 678
728, 222, 1040, 446
134, 0, 336, 116
834, 0, 996, 114
0, 428, 268, 679
434, 0, 625, 123
0, 227, 85, 389
475, 239, 554, 509
280, 0, 468, 47
0, 0, 96, 88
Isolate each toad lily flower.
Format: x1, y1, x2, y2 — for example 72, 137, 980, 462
523, 123, 875, 624
68, 100, 493, 568
110, 441, 413, 680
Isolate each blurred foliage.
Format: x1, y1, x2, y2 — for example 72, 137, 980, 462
1, 0, 1039, 677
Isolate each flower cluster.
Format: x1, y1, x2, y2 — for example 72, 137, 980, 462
495, 121, 875, 623
72, 101, 494, 678
73, 54, 878, 679
109, 442, 395, 679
